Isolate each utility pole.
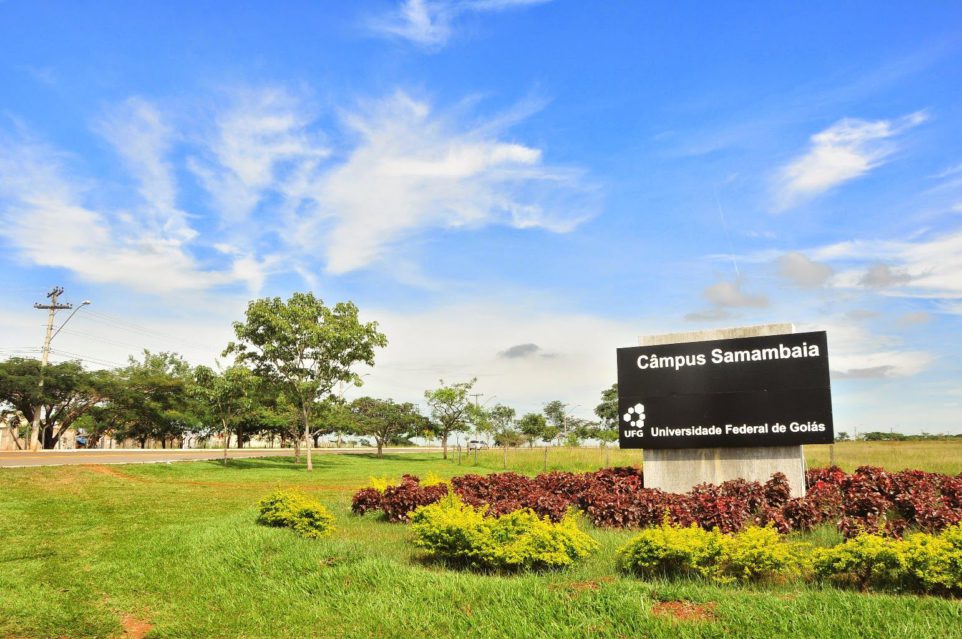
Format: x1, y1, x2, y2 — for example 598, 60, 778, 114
30, 287, 72, 451
470, 393, 483, 409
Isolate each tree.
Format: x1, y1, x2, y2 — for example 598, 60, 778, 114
193, 364, 259, 464
594, 383, 620, 447
105, 351, 196, 448
0, 357, 109, 449
543, 400, 570, 445
835, 431, 850, 442
423, 378, 476, 460
487, 404, 517, 444
347, 397, 425, 458
224, 293, 387, 471
517, 412, 547, 448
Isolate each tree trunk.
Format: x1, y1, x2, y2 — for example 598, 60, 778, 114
222, 419, 229, 466
442, 433, 448, 460
294, 438, 301, 463
303, 409, 313, 472
377, 440, 383, 458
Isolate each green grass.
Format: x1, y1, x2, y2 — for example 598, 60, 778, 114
2, 443, 961, 638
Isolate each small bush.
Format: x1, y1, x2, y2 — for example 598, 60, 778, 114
618, 521, 723, 578
812, 533, 907, 590
257, 489, 335, 539
812, 523, 962, 595
716, 525, 803, 582
619, 522, 801, 582
410, 493, 598, 570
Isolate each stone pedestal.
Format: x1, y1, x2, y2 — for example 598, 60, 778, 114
640, 323, 807, 498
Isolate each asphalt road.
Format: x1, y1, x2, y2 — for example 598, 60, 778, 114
0, 447, 443, 468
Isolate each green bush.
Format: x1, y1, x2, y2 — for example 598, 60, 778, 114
813, 523, 962, 594
410, 493, 598, 570
812, 533, 908, 590
619, 522, 802, 582
257, 489, 336, 539
618, 521, 723, 578
716, 525, 805, 582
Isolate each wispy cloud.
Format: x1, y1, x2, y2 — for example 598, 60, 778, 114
369, 0, 551, 49
298, 91, 596, 273
773, 111, 927, 210
0, 134, 253, 293
812, 229, 962, 300
777, 251, 833, 288
0, 87, 594, 291
685, 278, 768, 322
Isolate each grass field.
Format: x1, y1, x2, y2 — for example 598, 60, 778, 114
2, 442, 961, 638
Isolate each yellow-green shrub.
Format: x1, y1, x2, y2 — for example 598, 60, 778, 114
366, 476, 399, 493
410, 493, 598, 570
421, 471, 445, 487
257, 489, 335, 539
812, 523, 962, 594
618, 522, 723, 578
716, 525, 805, 582
812, 533, 907, 590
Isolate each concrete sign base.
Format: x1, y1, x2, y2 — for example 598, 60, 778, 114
639, 323, 807, 498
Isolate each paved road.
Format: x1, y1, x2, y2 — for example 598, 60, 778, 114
0, 447, 444, 468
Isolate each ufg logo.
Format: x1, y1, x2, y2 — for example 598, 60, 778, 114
623, 403, 645, 432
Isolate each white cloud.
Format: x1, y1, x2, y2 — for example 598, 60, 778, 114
0, 133, 261, 294
797, 319, 932, 379
1, 88, 592, 289
369, 0, 552, 49
188, 87, 329, 225
299, 92, 595, 273
774, 111, 927, 210
897, 311, 931, 327
777, 251, 833, 288
95, 97, 193, 241
703, 278, 769, 308
812, 228, 962, 300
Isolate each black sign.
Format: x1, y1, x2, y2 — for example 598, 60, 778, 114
617, 331, 833, 449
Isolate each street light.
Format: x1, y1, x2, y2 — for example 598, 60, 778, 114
32, 298, 91, 450
50, 300, 92, 341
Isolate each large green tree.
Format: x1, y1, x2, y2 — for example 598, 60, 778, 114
193, 364, 260, 464
517, 412, 547, 448
347, 396, 425, 457
105, 351, 196, 448
543, 400, 571, 445
224, 293, 387, 471
423, 378, 476, 459
594, 383, 620, 447
0, 357, 109, 449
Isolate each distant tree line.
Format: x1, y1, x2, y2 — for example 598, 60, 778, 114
0, 292, 621, 462
835, 430, 962, 442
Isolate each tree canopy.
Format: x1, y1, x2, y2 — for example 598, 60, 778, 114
224, 292, 388, 470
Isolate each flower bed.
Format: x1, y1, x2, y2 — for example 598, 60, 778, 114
352, 465, 962, 537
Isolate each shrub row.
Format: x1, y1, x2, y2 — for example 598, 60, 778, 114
352, 465, 962, 537
619, 520, 962, 596
619, 522, 803, 583
410, 493, 599, 570
257, 489, 335, 538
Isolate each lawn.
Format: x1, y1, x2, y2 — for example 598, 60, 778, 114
2, 442, 961, 639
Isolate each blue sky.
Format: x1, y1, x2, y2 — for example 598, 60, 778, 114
1, 1, 961, 433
